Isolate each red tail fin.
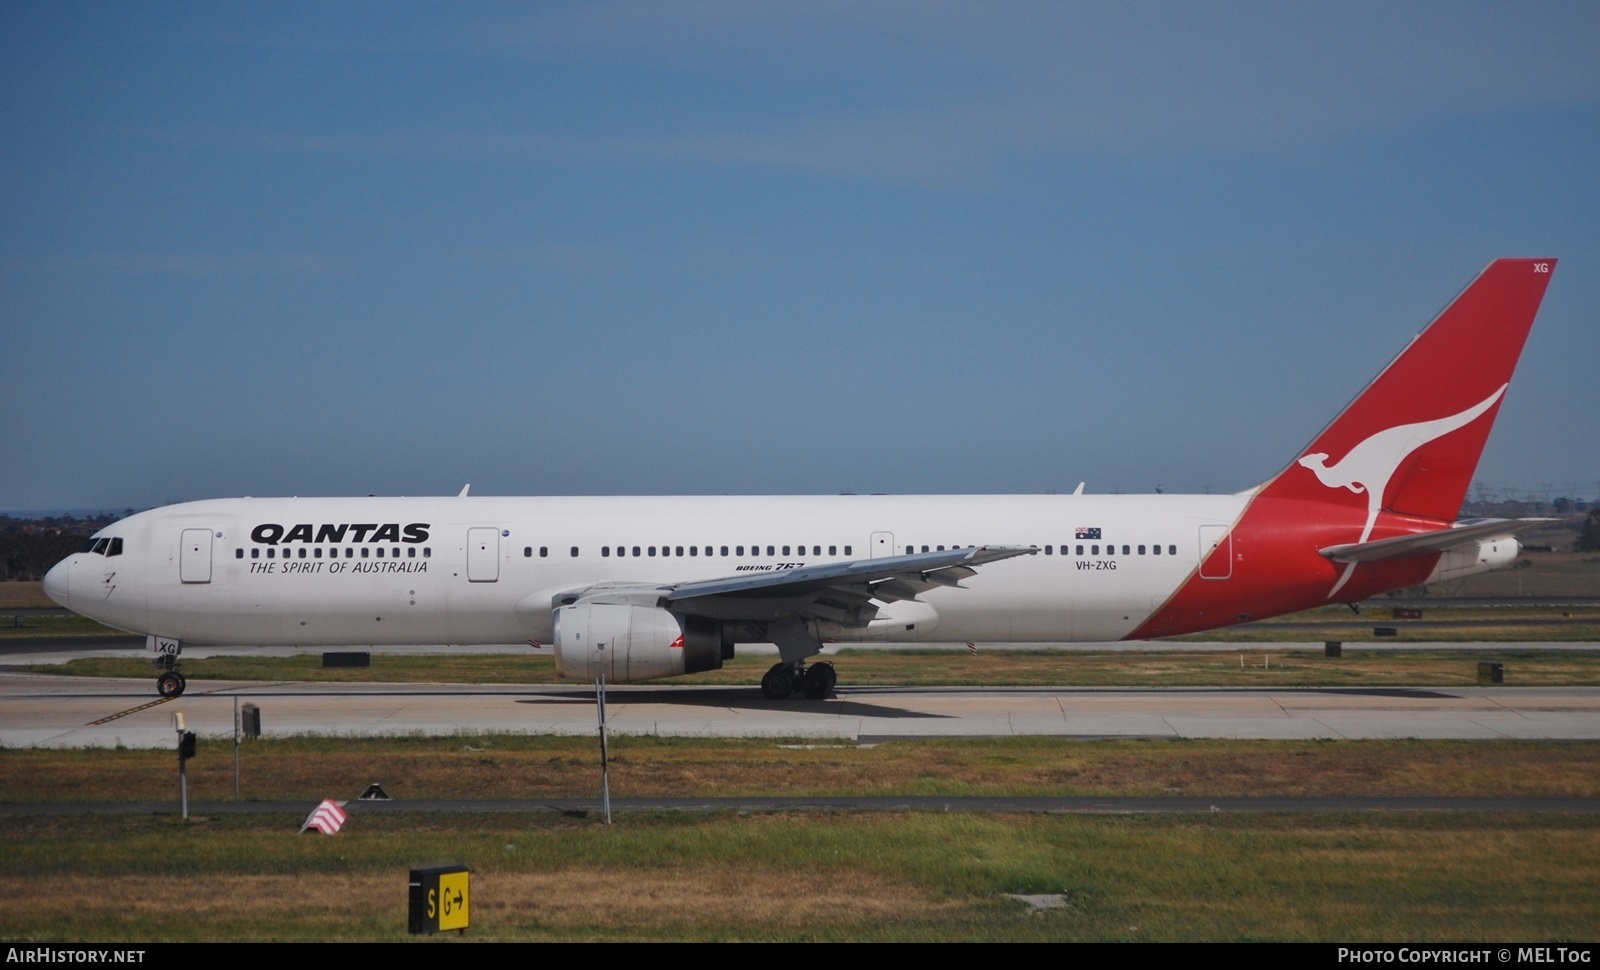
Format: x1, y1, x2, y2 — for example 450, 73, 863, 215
1257, 258, 1556, 527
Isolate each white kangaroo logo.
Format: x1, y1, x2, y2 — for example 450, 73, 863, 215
1297, 384, 1506, 597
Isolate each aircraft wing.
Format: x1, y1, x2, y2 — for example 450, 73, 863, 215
668, 545, 1033, 602
1317, 518, 1553, 564
552, 545, 1034, 630
661, 544, 1035, 630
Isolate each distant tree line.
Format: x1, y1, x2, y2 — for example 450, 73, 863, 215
0, 513, 126, 581
1582, 509, 1600, 553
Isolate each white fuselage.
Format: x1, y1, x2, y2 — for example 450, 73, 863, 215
47, 493, 1250, 648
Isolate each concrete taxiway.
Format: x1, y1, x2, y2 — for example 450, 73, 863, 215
2, 671, 1597, 747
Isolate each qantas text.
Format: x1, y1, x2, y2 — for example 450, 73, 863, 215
250, 523, 430, 545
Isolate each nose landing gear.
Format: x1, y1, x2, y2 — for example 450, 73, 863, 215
156, 670, 187, 698
760, 661, 837, 700
154, 643, 187, 698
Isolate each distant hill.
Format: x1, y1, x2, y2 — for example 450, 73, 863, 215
0, 509, 135, 519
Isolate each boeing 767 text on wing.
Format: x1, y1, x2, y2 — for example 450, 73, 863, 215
45, 259, 1557, 700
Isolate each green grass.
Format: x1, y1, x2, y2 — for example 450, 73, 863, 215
0, 614, 127, 637
24, 645, 1600, 687
1, 812, 1594, 941
1183, 602, 1600, 642
5, 736, 1598, 803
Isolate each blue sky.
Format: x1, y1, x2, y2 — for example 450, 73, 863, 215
3, 1, 1597, 510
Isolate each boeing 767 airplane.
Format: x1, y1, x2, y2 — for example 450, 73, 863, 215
44, 259, 1557, 700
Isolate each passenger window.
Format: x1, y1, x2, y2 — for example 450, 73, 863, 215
235, 549, 244, 559
251, 548, 259, 560
783, 546, 791, 556
1138, 545, 1146, 555
844, 545, 852, 555
676, 546, 684, 557
570, 546, 579, 557
829, 545, 837, 556
377, 547, 384, 558
524, 546, 532, 558
721, 546, 729, 556
1153, 544, 1161, 555
767, 546, 775, 556
1091, 545, 1099, 555
300, 548, 308, 559
813, 546, 821, 556
423, 548, 431, 558
632, 546, 641, 557
1076, 545, 1084, 555
1044, 545, 1052, 555
602, 546, 611, 557
540, 547, 548, 558
1169, 545, 1177, 555
906, 546, 914, 555
690, 546, 697, 556
408, 547, 416, 558
649, 546, 657, 557
361, 548, 370, 558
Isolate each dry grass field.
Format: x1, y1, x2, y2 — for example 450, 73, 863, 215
2, 811, 1595, 941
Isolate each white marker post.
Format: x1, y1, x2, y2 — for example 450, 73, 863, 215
595, 675, 612, 825
174, 712, 189, 820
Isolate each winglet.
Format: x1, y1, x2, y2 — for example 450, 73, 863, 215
458, 484, 471, 497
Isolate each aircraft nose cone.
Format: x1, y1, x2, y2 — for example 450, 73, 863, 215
42, 557, 71, 610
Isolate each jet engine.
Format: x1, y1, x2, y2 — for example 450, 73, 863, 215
552, 603, 723, 682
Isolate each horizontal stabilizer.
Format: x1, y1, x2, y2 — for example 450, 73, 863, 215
1317, 518, 1553, 564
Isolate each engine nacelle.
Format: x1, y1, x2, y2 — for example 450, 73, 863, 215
1423, 538, 1520, 585
553, 603, 723, 682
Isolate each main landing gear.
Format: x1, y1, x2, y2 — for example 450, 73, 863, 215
761, 661, 837, 701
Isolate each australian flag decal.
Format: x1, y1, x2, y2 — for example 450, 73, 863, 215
1075, 527, 1102, 540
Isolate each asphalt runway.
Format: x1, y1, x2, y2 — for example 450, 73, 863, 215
3, 671, 1597, 747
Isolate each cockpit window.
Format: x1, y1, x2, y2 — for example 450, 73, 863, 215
89, 538, 110, 555
107, 537, 123, 557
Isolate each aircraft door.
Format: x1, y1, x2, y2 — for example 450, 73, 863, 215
180, 529, 213, 584
870, 532, 894, 559
467, 528, 500, 582
1198, 525, 1232, 580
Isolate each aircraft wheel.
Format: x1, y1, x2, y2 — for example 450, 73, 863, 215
157, 672, 186, 698
801, 662, 836, 700
761, 663, 795, 700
